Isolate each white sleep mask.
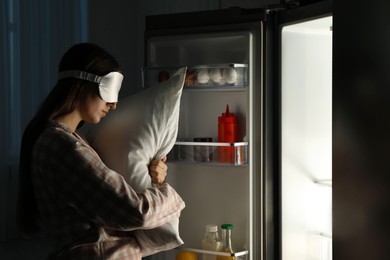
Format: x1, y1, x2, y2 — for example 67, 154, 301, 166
58, 70, 123, 103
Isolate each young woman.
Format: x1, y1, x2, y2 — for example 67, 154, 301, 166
17, 43, 185, 259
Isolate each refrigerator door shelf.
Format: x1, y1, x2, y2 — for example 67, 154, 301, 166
142, 64, 248, 89
180, 247, 249, 258
314, 179, 332, 188
175, 141, 248, 146
183, 85, 247, 91
167, 141, 248, 165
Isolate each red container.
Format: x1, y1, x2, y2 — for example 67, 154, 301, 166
218, 105, 238, 163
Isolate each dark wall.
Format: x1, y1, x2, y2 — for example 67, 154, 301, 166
89, 1, 139, 98
333, 1, 390, 259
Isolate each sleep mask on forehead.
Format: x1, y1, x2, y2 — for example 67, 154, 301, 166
58, 70, 123, 103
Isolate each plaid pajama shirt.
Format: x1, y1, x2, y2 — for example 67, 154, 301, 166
31, 121, 185, 259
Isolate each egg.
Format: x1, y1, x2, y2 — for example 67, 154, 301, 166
184, 70, 195, 86
197, 69, 210, 84
210, 68, 223, 83
222, 67, 238, 84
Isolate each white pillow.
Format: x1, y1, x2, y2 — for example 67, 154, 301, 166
83, 67, 187, 256
85, 67, 186, 191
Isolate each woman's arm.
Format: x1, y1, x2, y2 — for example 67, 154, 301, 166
35, 128, 184, 231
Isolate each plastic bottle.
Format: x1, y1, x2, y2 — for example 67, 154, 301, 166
217, 224, 236, 260
202, 224, 221, 260
218, 105, 238, 163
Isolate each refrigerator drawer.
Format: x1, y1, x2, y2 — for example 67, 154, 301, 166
142, 64, 248, 89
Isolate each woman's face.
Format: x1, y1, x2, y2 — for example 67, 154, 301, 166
80, 93, 117, 124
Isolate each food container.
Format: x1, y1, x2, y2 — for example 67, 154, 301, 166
142, 64, 248, 89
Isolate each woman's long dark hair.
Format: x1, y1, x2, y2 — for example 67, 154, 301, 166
17, 43, 122, 233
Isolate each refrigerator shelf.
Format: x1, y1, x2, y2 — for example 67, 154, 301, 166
181, 247, 249, 257
318, 232, 332, 239
183, 85, 247, 91
314, 179, 332, 188
167, 141, 248, 165
142, 63, 248, 88
175, 141, 248, 146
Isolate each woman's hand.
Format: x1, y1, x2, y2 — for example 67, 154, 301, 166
149, 156, 168, 185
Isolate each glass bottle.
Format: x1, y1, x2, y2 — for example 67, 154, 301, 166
217, 224, 236, 260
202, 224, 221, 260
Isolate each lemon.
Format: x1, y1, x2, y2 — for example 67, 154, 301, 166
176, 250, 199, 260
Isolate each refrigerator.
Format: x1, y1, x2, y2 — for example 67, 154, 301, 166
141, 2, 332, 260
